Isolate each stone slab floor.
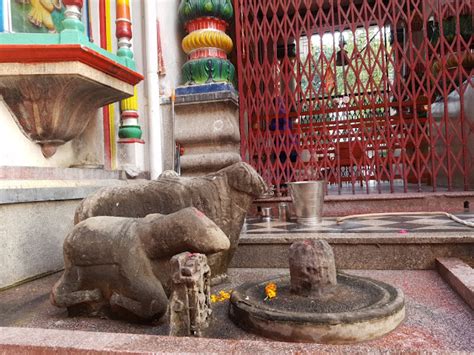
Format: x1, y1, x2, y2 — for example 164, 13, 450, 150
0, 268, 472, 352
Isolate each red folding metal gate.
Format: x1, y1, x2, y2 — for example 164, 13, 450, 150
234, 0, 473, 195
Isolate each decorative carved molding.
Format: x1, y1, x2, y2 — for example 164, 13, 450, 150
0, 59, 140, 157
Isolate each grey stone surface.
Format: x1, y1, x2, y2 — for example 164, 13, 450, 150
169, 252, 211, 337
162, 90, 238, 105
75, 162, 267, 281
229, 241, 405, 344
51, 208, 229, 322
253, 191, 474, 217
0, 179, 129, 289
1, 269, 473, 351
0, 166, 123, 180
232, 240, 474, 270
0, 180, 126, 204
0, 199, 78, 289
179, 152, 241, 175
174, 98, 240, 176
289, 240, 337, 296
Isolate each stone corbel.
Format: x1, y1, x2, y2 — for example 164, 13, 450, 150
0, 50, 142, 157
0, 0, 143, 158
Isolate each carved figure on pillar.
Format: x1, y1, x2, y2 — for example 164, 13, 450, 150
169, 252, 212, 337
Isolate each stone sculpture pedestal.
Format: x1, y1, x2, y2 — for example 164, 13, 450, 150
174, 83, 240, 176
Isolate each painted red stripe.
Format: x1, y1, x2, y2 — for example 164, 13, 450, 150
0, 45, 143, 85
118, 138, 145, 144
99, 0, 111, 170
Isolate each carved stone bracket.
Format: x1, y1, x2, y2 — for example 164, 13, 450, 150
0, 45, 143, 157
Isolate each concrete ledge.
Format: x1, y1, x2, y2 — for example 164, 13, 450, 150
0, 180, 126, 204
0, 325, 444, 354
161, 87, 239, 106
252, 191, 474, 217
232, 235, 474, 270
0, 166, 124, 180
436, 257, 474, 309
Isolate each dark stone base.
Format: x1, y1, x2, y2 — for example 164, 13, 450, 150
230, 273, 405, 344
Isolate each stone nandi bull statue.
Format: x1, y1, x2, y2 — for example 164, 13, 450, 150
51, 208, 229, 321
74, 162, 267, 282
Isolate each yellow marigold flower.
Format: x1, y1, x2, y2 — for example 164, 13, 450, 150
219, 290, 231, 300
210, 290, 232, 303
265, 282, 277, 300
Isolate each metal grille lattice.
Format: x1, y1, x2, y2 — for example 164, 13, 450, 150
234, 0, 473, 195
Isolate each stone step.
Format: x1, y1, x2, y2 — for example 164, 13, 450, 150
436, 257, 474, 309
0, 166, 124, 180
231, 233, 474, 270
251, 191, 474, 217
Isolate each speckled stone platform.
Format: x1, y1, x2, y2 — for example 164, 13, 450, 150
232, 214, 474, 270
0, 268, 472, 352
243, 213, 474, 235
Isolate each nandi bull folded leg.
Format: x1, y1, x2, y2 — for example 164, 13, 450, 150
51, 207, 229, 322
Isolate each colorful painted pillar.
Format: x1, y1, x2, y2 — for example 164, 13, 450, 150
116, 0, 145, 175
174, 0, 240, 176
179, 0, 235, 84
62, 0, 85, 32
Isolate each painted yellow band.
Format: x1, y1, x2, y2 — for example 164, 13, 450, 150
121, 86, 139, 111
182, 29, 233, 54
105, 0, 116, 169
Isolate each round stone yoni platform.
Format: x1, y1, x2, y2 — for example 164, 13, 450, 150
229, 240, 405, 344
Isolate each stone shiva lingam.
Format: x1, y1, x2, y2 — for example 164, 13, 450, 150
230, 239, 405, 344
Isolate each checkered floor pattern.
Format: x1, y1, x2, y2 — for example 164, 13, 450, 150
242, 213, 474, 234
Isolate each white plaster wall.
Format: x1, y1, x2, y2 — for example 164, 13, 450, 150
129, 1, 149, 171
156, 0, 186, 95
0, 98, 103, 168
155, 0, 187, 170
0, 98, 71, 166
0, 199, 78, 288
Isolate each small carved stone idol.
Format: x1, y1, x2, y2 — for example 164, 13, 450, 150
169, 252, 212, 337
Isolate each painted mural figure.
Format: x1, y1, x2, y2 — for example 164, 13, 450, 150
13, 0, 63, 33
27, 0, 61, 31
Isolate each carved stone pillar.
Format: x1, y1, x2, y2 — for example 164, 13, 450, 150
178, 0, 235, 85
